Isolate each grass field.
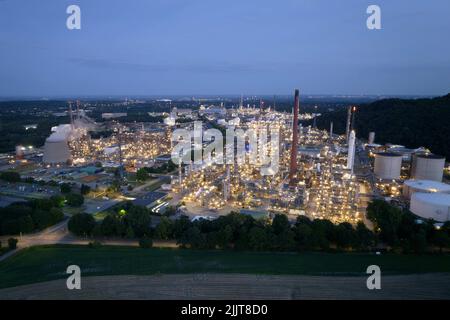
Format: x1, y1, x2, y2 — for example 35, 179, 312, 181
1, 245, 450, 289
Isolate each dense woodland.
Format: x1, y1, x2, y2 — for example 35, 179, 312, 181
0, 198, 64, 236
312, 94, 450, 159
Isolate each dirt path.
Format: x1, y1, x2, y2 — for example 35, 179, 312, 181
1, 273, 449, 300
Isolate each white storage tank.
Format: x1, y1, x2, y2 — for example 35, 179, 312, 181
374, 152, 403, 180
411, 154, 445, 182
403, 179, 450, 198
410, 192, 450, 222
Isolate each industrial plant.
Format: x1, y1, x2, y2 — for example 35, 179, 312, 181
2, 91, 449, 227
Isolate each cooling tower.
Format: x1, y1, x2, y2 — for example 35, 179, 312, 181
43, 139, 71, 164
43, 124, 73, 164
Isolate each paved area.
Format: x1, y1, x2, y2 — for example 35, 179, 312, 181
1, 273, 449, 300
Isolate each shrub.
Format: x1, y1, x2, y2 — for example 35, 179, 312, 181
88, 240, 102, 248
8, 238, 18, 250
139, 236, 153, 248
66, 193, 84, 207
68, 213, 96, 236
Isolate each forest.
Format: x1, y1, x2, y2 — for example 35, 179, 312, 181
311, 93, 450, 159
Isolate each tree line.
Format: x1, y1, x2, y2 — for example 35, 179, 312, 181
312, 93, 450, 159
68, 199, 450, 253
0, 198, 65, 236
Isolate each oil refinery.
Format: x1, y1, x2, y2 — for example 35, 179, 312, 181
4, 91, 450, 225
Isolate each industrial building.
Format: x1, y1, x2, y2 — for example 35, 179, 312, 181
373, 152, 403, 180
403, 179, 450, 198
410, 192, 450, 222
410, 154, 445, 182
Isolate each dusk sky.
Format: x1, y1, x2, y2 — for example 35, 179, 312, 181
0, 0, 449, 97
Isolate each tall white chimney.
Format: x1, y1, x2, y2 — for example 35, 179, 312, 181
347, 130, 356, 173
368, 132, 375, 145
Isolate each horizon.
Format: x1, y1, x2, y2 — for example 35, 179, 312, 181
0, 93, 444, 102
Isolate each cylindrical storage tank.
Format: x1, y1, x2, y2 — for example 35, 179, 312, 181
374, 152, 403, 180
410, 192, 450, 222
43, 139, 71, 164
411, 154, 445, 182
403, 179, 450, 198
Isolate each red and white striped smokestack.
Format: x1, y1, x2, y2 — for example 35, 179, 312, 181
289, 89, 300, 185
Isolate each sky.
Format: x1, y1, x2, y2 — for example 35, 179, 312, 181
0, 0, 449, 97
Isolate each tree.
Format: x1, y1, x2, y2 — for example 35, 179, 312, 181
18, 215, 34, 233
173, 215, 192, 240
80, 184, 91, 195
60, 183, 72, 194
125, 205, 152, 237
8, 238, 18, 250
32, 209, 53, 229
50, 195, 65, 208
0, 171, 21, 183
154, 216, 173, 240
32, 198, 53, 211
50, 207, 64, 224
294, 224, 313, 250
411, 228, 428, 253
139, 236, 153, 248
335, 222, 356, 249
125, 226, 135, 238
68, 213, 96, 236
432, 231, 450, 253
136, 168, 149, 182
180, 226, 204, 248
356, 222, 375, 250
310, 219, 331, 250
100, 215, 120, 237
66, 193, 84, 207
216, 225, 233, 249
248, 226, 269, 251
272, 214, 290, 235
367, 200, 403, 246
270, 214, 295, 251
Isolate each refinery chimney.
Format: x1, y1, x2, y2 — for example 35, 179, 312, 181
68, 102, 74, 130
289, 89, 300, 185
345, 106, 352, 142
329, 122, 333, 139
368, 132, 375, 145
347, 130, 356, 174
